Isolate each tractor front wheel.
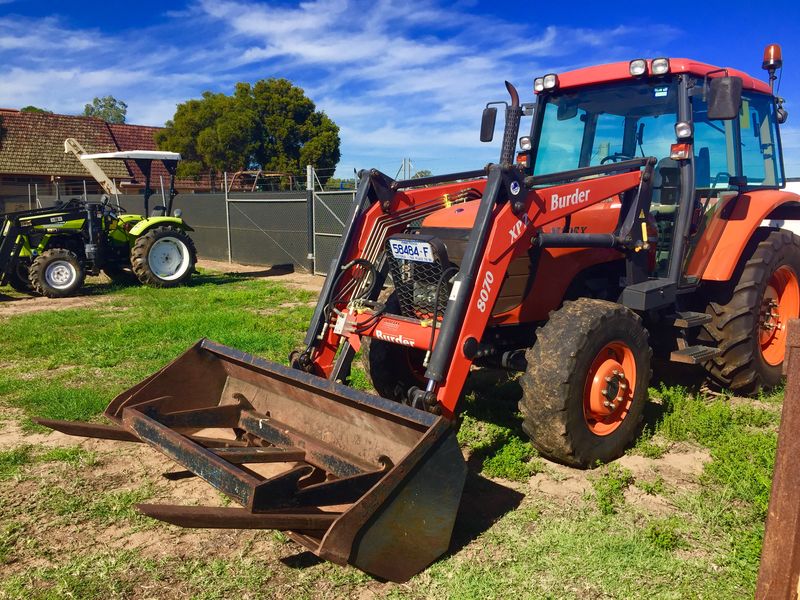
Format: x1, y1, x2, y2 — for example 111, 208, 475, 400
131, 226, 196, 287
361, 291, 427, 402
29, 248, 86, 297
519, 299, 652, 468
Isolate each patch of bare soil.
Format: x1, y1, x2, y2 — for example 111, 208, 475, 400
0, 425, 301, 580
0, 292, 111, 317
197, 259, 324, 293
527, 446, 710, 516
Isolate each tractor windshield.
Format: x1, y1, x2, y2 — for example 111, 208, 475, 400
532, 80, 679, 176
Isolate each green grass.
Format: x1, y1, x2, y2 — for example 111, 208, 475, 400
38, 480, 154, 524
589, 463, 634, 515
457, 373, 544, 481
0, 521, 24, 564
0, 271, 787, 598
0, 445, 95, 480
0, 271, 315, 426
644, 517, 686, 551
629, 425, 670, 459
647, 384, 780, 586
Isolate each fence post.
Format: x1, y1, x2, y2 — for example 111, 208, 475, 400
224, 172, 232, 264
306, 165, 315, 273
756, 318, 800, 599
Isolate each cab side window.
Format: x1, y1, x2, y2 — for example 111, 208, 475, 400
692, 91, 784, 190
739, 93, 784, 187
691, 100, 734, 189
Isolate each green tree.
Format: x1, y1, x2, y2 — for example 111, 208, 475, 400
156, 79, 340, 183
412, 169, 432, 179
83, 96, 127, 123
20, 106, 52, 114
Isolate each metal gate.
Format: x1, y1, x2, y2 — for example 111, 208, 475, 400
312, 190, 354, 275
226, 192, 309, 268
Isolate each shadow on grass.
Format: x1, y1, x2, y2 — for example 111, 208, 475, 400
460, 369, 526, 471
643, 358, 709, 433
1, 263, 301, 302
277, 471, 525, 578
449, 471, 525, 553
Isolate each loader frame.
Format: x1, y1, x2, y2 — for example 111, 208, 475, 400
296, 157, 657, 417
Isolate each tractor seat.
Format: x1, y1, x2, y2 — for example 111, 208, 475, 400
650, 157, 680, 215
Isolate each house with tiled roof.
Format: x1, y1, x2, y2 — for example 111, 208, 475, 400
0, 109, 211, 212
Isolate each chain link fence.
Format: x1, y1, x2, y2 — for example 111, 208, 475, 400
0, 167, 356, 273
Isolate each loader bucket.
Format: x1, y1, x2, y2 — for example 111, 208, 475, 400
38, 339, 467, 582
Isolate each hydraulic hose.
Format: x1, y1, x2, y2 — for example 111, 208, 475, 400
499, 81, 522, 166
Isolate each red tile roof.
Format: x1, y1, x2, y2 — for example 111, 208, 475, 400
0, 111, 216, 191
107, 123, 170, 186
0, 111, 130, 179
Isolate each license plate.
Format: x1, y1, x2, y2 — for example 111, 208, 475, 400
389, 239, 435, 263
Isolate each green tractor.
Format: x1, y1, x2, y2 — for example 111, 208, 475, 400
0, 148, 196, 297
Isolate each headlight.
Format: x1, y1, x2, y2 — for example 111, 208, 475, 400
629, 59, 647, 76
519, 136, 532, 151
651, 58, 670, 75
674, 121, 693, 140
534, 77, 545, 93
543, 73, 558, 89
173, 208, 183, 218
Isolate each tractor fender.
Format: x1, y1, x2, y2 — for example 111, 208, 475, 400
128, 217, 194, 237
688, 189, 800, 282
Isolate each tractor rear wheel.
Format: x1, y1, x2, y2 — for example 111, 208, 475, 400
7, 259, 33, 293
701, 229, 800, 394
519, 299, 652, 468
361, 290, 427, 402
131, 226, 196, 287
29, 248, 86, 297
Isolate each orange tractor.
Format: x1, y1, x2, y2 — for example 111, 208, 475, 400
41, 45, 797, 581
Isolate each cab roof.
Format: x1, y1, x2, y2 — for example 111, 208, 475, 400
544, 58, 771, 95
80, 150, 181, 162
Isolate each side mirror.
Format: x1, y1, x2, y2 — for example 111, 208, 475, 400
480, 107, 497, 142
707, 76, 743, 120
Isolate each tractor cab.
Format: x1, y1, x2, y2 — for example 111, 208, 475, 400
516, 58, 787, 284
77, 150, 182, 218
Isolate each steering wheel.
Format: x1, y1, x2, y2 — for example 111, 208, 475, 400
710, 172, 732, 188
101, 195, 126, 213
600, 153, 633, 164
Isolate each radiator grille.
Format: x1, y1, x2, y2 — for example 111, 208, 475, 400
386, 236, 453, 321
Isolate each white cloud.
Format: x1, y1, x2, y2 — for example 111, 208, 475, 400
0, 2, 698, 177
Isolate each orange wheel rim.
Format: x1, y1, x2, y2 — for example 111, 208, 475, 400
760, 265, 800, 366
583, 341, 637, 436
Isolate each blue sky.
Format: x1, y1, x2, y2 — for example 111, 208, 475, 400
1, 0, 798, 178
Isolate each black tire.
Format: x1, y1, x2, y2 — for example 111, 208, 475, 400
131, 226, 196, 287
361, 290, 427, 401
6, 259, 33, 293
700, 229, 800, 394
519, 299, 652, 468
29, 248, 86, 298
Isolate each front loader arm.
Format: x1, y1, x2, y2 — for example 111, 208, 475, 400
431, 162, 652, 416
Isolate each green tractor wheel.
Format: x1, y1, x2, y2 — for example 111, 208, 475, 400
131, 226, 196, 287
29, 248, 86, 298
